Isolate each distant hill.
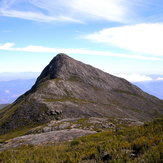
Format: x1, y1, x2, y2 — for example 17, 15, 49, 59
0, 72, 39, 81
0, 78, 162, 104
134, 80, 163, 100
0, 53, 163, 134
0, 79, 36, 104
0, 104, 8, 110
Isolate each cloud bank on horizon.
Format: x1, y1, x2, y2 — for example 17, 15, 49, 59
115, 74, 163, 82
0, 0, 163, 75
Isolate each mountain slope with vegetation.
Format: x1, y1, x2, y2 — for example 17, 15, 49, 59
0, 117, 162, 163
0, 54, 163, 134
0, 54, 163, 162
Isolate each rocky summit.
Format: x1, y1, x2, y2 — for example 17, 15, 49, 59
0, 53, 163, 134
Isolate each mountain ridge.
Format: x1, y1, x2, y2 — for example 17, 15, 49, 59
0, 53, 163, 134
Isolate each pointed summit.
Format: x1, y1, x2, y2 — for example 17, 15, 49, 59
35, 53, 97, 85
50, 53, 75, 65
0, 54, 163, 134
54, 53, 73, 60
36, 53, 77, 84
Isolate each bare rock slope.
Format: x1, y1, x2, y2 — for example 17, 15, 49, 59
0, 53, 163, 133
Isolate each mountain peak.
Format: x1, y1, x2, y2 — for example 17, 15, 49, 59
49, 53, 75, 67
35, 53, 76, 84
1, 54, 163, 134
56, 53, 67, 57
52, 53, 73, 61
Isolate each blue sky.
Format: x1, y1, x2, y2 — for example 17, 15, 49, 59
0, 0, 163, 82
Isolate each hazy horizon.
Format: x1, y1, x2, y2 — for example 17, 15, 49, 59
0, 71, 163, 104
0, 71, 163, 83
1, 0, 163, 103
1, 0, 163, 76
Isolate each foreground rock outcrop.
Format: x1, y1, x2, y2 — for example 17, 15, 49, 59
0, 117, 143, 151
0, 53, 163, 134
0, 129, 96, 151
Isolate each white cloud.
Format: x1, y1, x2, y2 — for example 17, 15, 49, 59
63, 0, 128, 22
0, 0, 129, 23
156, 77, 163, 80
0, 42, 15, 50
116, 74, 163, 82
84, 23, 163, 56
116, 74, 153, 82
0, 8, 82, 23
5, 90, 10, 94
0, 0, 83, 23
0, 0, 163, 23
0, 42, 162, 61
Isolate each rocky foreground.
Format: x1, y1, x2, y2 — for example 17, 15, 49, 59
0, 54, 162, 162
0, 118, 162, 163
0, 117, 143, 151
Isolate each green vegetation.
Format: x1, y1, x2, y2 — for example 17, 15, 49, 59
0, 105, 10, 117
0, 118, 162, 163
68, 76, 83, 82
45, 97, 97, 104
91, 85, 102, 91
0, 125, 36, 143
0, 101, 24, 127
113, 89, 146, 99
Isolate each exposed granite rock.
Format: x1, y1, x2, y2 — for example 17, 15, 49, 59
27, 117, 143, 134
0, 129, 96, 151
0, 53, 163, 134
0, 117, 143, 151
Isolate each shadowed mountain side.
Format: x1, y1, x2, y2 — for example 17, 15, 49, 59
0, 53, 163, 134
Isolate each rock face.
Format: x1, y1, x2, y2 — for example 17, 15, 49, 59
0, 129, 96, 151
0, 53, 163, 133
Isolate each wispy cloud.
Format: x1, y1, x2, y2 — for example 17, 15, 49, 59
84, 23, 163, 56
116, 73, 163, 82
0, 0, 131, 23
0, 0, 83, 23
116, 74, 153, 82
5, 90, 10, 94
0, 9, 82, 23
0, 42, 162, 61
59, 0, 128, 22
156, 77, 163, 80
0, 0, 163, 23
0, 42, 15, 50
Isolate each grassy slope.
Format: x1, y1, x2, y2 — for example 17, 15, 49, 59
0, 118, 162, 163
